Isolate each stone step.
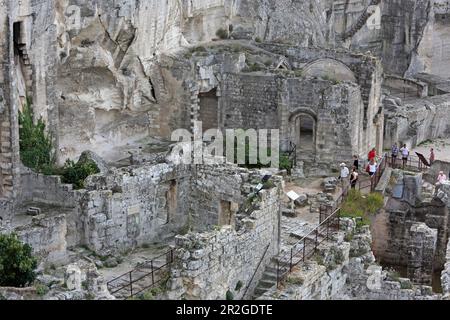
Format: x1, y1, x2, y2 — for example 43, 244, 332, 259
253, 286, 269, 297
261, 271, 278, 282
257, 279, 276, 289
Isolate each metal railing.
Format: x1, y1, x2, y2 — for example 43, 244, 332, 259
242, 243, 271, 299
276, 154, 389, 285
106, 249, 174, 299
319, 154, 388, 223
386, 154, 429, 172
276, 207, 341, 286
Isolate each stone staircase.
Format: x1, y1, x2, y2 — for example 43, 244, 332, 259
342, 0, 382, 41
17, 44, 33, 92
251, 259, 279, 299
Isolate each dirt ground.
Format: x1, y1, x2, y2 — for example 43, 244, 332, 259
413, 138, 450, 163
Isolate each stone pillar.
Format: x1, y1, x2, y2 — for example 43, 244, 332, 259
407, 223, 438, 286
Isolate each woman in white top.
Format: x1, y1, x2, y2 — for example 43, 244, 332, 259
368, 159, 377, 177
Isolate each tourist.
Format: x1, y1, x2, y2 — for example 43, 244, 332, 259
435, 171, 448, 195
367, 159, 378, 177
430, 148, 435, 165
400, 144, 409, 168
353, 155, 359, 171
368, 148, 377, 163
339, 163, 350, 193
391, 143, 399, 167
350, 166, 359, 189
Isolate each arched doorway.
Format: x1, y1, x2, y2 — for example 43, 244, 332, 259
290, 112, 317, 162
297, 115, 315, 151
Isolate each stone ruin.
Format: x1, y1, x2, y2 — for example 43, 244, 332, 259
1, 0, 450, 300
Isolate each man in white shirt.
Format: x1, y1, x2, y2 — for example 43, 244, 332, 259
339, 163, 350, 193
400, 144, 409, 168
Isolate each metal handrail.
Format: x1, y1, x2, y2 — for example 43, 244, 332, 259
106, 249, 174, 298
276, 154, 390, 285
276, 207, 341, 285
242, 243, 271, 299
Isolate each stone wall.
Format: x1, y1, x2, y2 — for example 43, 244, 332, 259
0, 1, 21, 200
442, 239, 450, 297
407, 223, 438, 285
167, 185, 281, 300
424, 161, 450, 184
256, 43, 384, 154
220, 74, 279, 130
189, 165, 248, 231
79, 163, 192, 255
379, 173, 449, 280
261, 241, 352, 300
14, 214, 68, 265
18, 170, 77, 207
219, 71, 372, 169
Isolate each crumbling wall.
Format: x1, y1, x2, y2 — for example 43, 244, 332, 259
168, 186, 281, 300
189, 165, 247, 231
407, 223, 438, 285
18, 171, 78, 207
379, 173, 449, 285
260, 241, 352, 300
79, 163, 192, 255
0, 2, 21, 200
14, 214, 68, 265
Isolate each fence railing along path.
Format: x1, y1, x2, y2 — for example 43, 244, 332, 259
277, 154, 392, 286
106, 249, 174, 299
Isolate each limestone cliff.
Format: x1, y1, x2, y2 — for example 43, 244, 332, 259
49, 0, 333, 161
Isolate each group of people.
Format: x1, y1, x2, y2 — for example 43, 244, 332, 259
337, 147, 382, 190
338, 143, 449, 196
391, 143, 436, 167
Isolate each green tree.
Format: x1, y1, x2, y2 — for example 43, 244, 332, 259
0, 233, 37, 287
60, 159, 100, 190
18, 100, 55, 172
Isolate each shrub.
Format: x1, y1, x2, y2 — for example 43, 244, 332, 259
225, 290, 234, 300
35, 283, 49, 296
0, 233, 37, 287
216, 28, 229, 39
255, 37, 262, 43
286, 276, 304, 285
247, 63, 261, 72
279, 153, 293, 174
60, 158, 100, 189
340, 190, 384, 229
235, 280, 243, 292
366, 193, 384, 214
192, 46, 207, 54
19, 99, 55, 172
400, 281, 413, 290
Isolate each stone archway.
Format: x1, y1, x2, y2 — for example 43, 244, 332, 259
302, 58, 357, 83
289, 111, 317, 162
